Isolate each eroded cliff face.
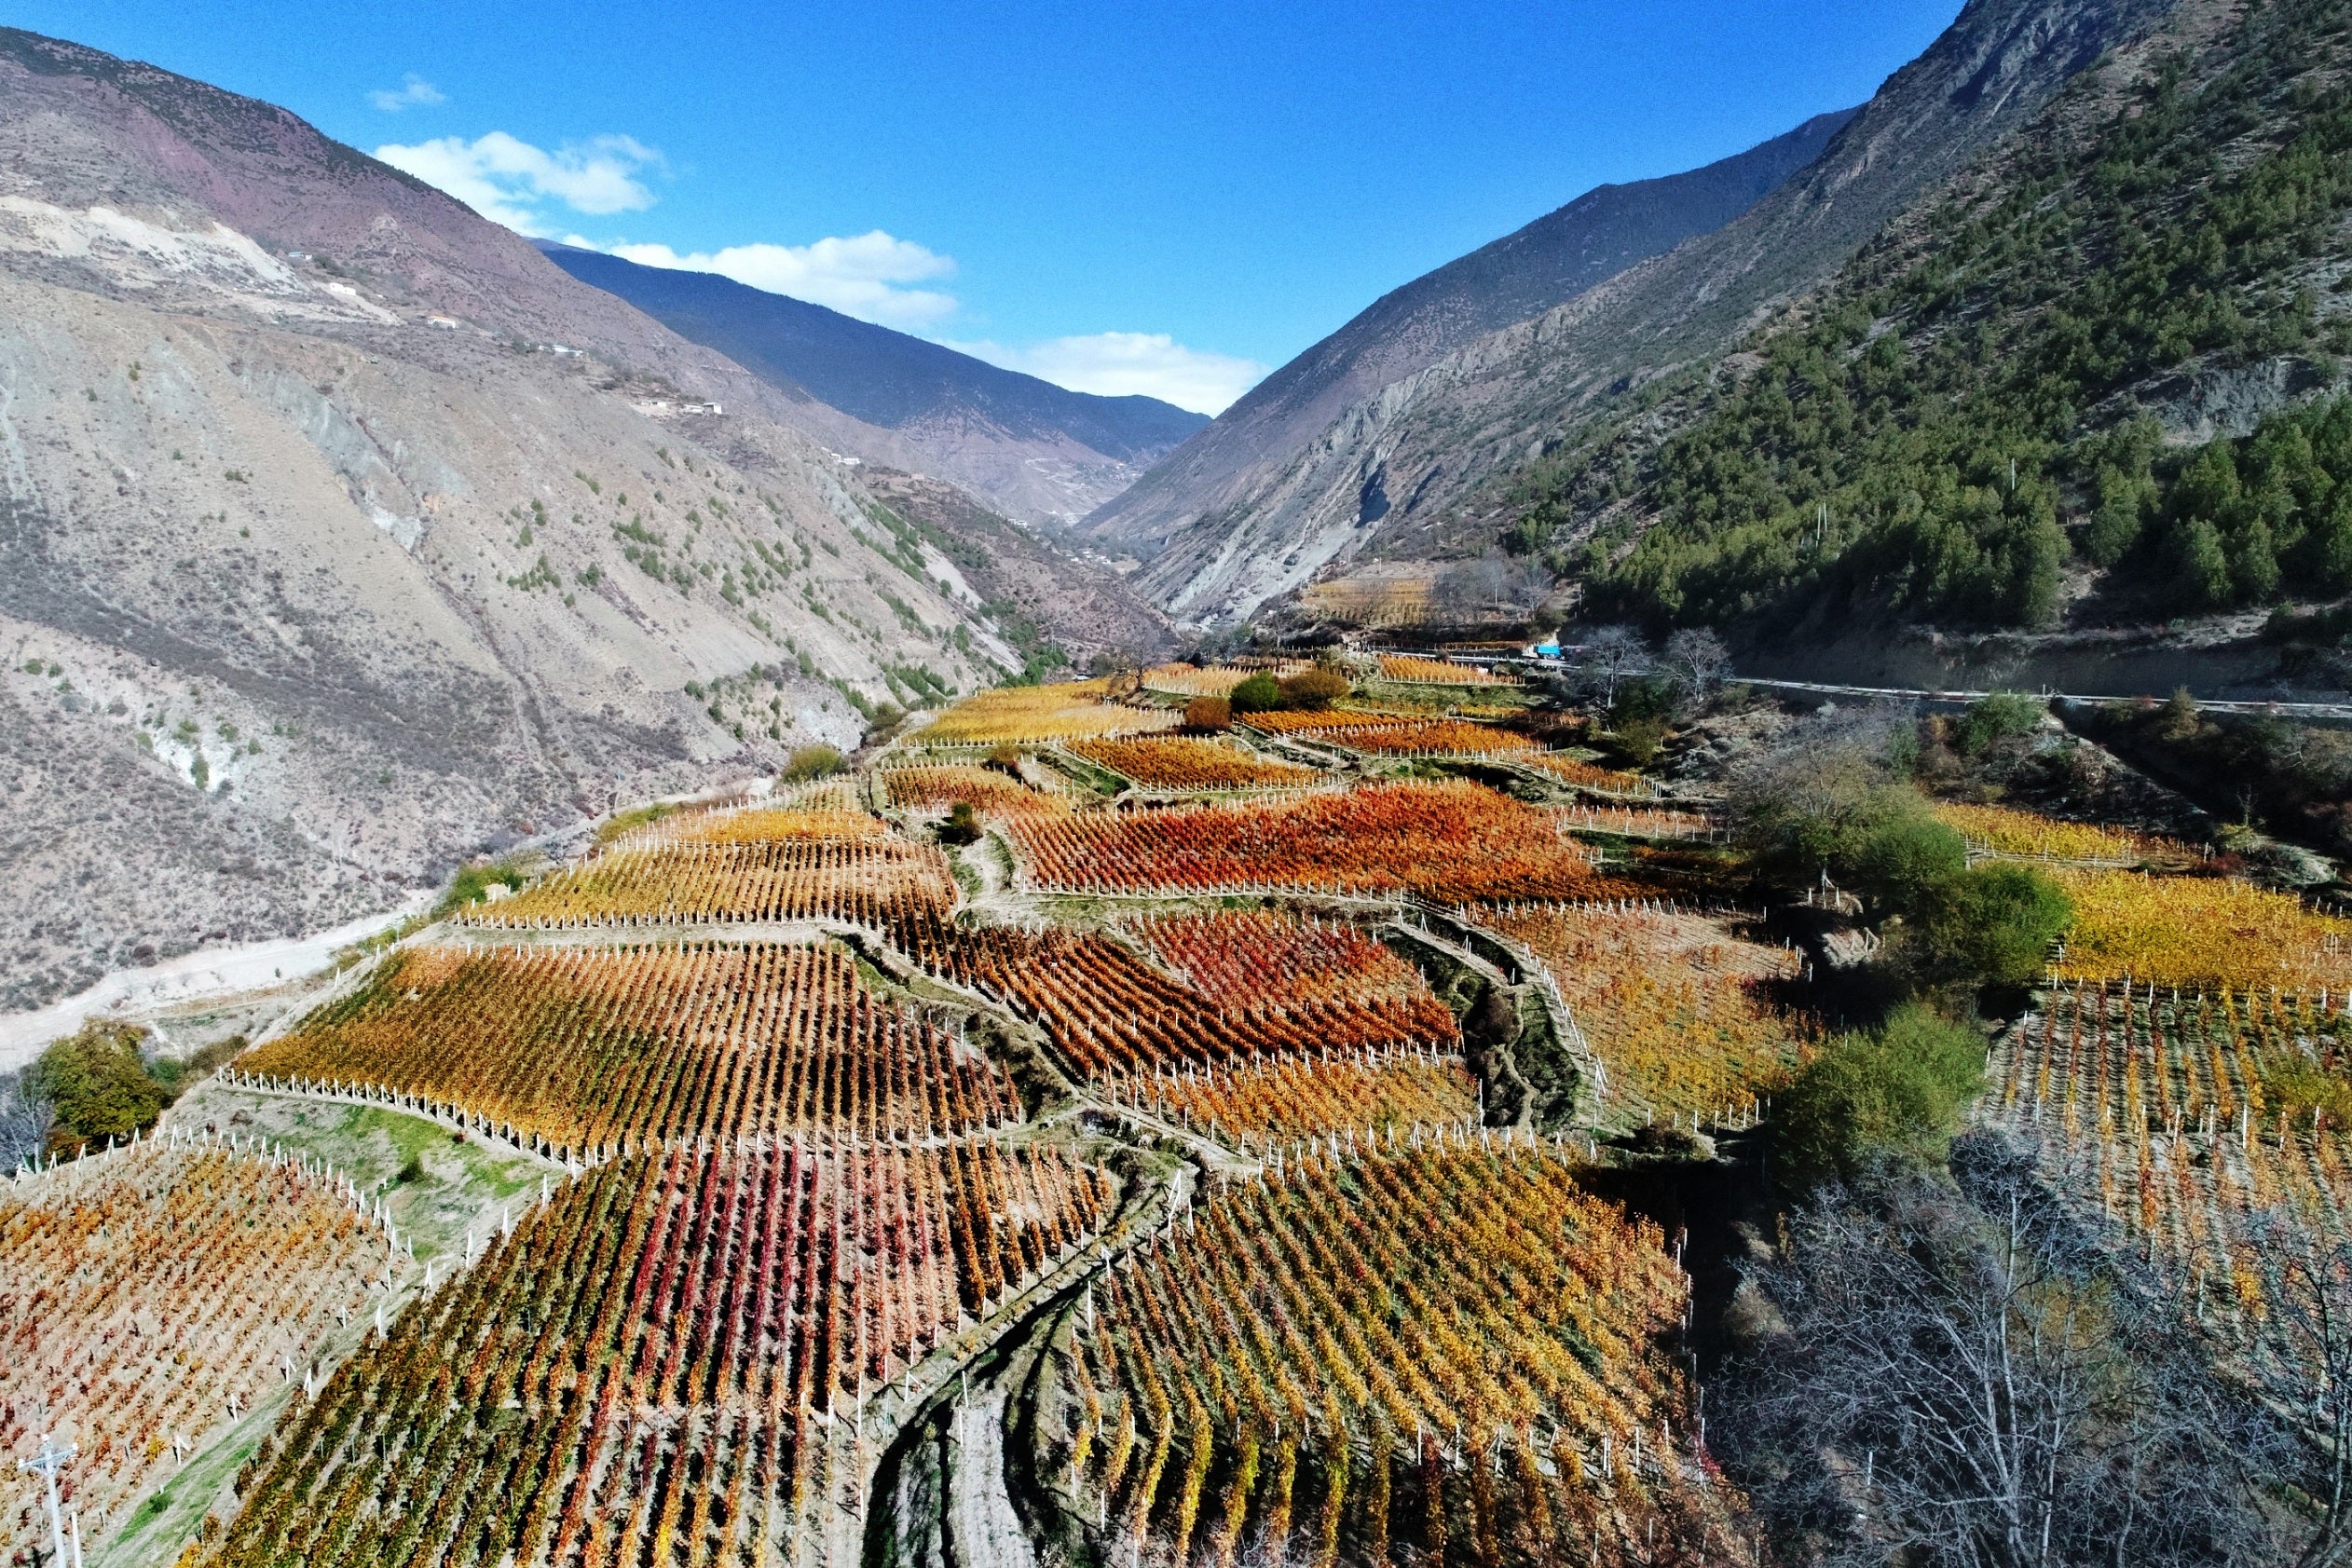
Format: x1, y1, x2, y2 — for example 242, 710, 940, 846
1092, 0, 2181, 625
0, 30, 1025, 1012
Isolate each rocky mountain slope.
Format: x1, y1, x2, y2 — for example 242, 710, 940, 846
540, 243, 1205, 529
0, 27, 1043, 1014
1082, 106, 1855, 567
1095, 0, 2181, 625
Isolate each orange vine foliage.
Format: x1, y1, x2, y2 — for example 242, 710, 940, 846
1142, 663, 1297, 697
1067, 736, 1319, 790
1108, 1052, 1476, 1142
1520, 755, 1645, 793
1374, 654, 1515, 686
0, 1144, 383, 1561
881, 763, 1069, 816
243, 942, 1018, 1151
1484, 903, 1806, 1124
896, 911, 1460, 1081
1063, 1145, 1740, 1568
458, 832, 956, 931
1007, 782, 1628, 905
1311, 719, 1542, 757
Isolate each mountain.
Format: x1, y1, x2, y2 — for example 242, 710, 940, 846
1092, 0, 2181, 625
538, 243, 1207, 528
1537, 0, 2352, 664
0, 26, 1058, 1014
1082, 107, 1855, 568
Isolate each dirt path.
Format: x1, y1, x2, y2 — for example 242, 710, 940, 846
0, 895, 431, 1068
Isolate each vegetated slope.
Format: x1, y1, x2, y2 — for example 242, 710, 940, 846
1543, 0, 2352, 648
855, 468, 1175, 670
540, 243, 1206, 528
1098, 0, 2180, 625
1083, 106, 1856, 566
0, 27, 1025, 1014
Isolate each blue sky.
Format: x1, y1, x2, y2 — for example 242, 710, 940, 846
34, 1, 1962, 411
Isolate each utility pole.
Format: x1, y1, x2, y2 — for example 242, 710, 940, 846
20, 1435, 74, 1568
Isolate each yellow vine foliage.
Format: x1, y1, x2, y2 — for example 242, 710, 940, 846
2051, 868, 2352, 990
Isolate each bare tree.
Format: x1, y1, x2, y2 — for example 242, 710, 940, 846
1569, 624, 1651, 709
2255, 1215, 2352, 1564
1716, 1136, 2280, 1568
1662, 626, 1733, 708
0, 1070, 53, 1172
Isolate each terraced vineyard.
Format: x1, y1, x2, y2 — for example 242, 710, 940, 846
206, 1140, 1115, 1568
1554, 805, 1716, 841
1008, 781, 1628, 905
1374, 654, 1516, 686
1932, 801, 2191, 866
1484, 901, 1807, 1125
458, 832, 957, 932
898, 916, 1461, 1082
1519, 755, 1645, 794
242, 942, 1020, 1151
1310, 718, 1544, 757
0, 1142, 388, 1563
1066, 736, 1320, 790
879, 762, 1070, 816
2050, 867, 2352, 991
919, 679, 1181, 744
1048, 1146, 1738, 1568
1109, 1051, 1478, 1144
92, 735, 1763, 1568
1979, 982, 2352, 1437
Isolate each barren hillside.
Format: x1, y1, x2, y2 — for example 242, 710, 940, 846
0, 29, 1028, 1013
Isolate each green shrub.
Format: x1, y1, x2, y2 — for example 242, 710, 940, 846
1924, 863, 2073, 988
28, 1024, 169, 1152
438, 859, 528, 915
1774, 1006, 1987, 1187
1229, 673, 1283, 713
1848, 813, 1969, 920
782, 743, 845, 783
1952, 690, 2044, 756
938, 800, 981, 847
1613, 716, 1670, 766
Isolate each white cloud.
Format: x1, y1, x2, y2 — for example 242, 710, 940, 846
952, 332, 1265, 415
608, 234, 959, 332
375, 131, 661, 236
367, 75, 445, 112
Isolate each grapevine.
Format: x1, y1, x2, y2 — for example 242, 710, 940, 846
2050, 867, 2352, 990
0, 1142, 385, 1562
242, 942, 1019, 1152
1055, 1144, 1740, 1567
1066, 737, 1319, 791
1006, 782, 1631, 906
205, 1140, 1115, 1568
1483, 902, 1808, 1125
919, 680, 1182, 744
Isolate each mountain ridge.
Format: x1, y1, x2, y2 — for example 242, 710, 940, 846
1081, 105, 1859, 566
1092, 0, 2182, 625
538, 241, 1207, 526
